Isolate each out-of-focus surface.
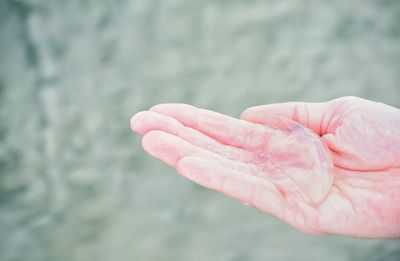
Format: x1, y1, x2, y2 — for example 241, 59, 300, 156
1, 0, 400, 260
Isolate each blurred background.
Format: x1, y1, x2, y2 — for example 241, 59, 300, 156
1, 0, 400, 260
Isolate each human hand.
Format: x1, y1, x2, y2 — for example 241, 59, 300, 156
130, 96, 400, 238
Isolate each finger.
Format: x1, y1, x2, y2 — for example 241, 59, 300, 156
141, 130, 257, 174
240, 101, 333, 135
177, 156, 285, 218
150, 103, 273, 150
322, 133, 363, 170
131, 111, 253, 162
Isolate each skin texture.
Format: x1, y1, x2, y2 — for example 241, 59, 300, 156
130, 96, 400, 238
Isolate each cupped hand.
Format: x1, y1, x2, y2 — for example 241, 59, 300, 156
130, 96, 400, 238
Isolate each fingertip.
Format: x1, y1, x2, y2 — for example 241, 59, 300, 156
240, 107, 256, 120
141, 130, 160, 152
149, 104, 166, 112
239, 110, 248, 120
240, 107, 264, 123
130, 111, 147, 134
141, 130, 180, 167
176, 156, 192, 176
131, 111, 163, 135
141, 130, 168, 154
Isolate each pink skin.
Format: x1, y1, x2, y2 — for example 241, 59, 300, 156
130, 96, 400, 238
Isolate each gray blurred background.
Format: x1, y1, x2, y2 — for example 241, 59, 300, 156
1, 0, 400, 260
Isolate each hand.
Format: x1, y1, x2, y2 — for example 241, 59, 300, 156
130, 96, 400, 238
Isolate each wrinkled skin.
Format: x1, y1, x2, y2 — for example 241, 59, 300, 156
130, 96, 400, 238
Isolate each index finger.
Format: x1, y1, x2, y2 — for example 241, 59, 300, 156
150, 104, 277, 151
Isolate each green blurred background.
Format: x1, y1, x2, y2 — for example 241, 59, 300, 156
1, 0, 400, 260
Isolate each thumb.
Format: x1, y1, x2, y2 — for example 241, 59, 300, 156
240, 100, 334, 135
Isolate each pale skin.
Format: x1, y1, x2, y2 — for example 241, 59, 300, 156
130, 96, 400, 238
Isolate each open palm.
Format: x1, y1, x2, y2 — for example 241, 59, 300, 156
130, 96, 400, 238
